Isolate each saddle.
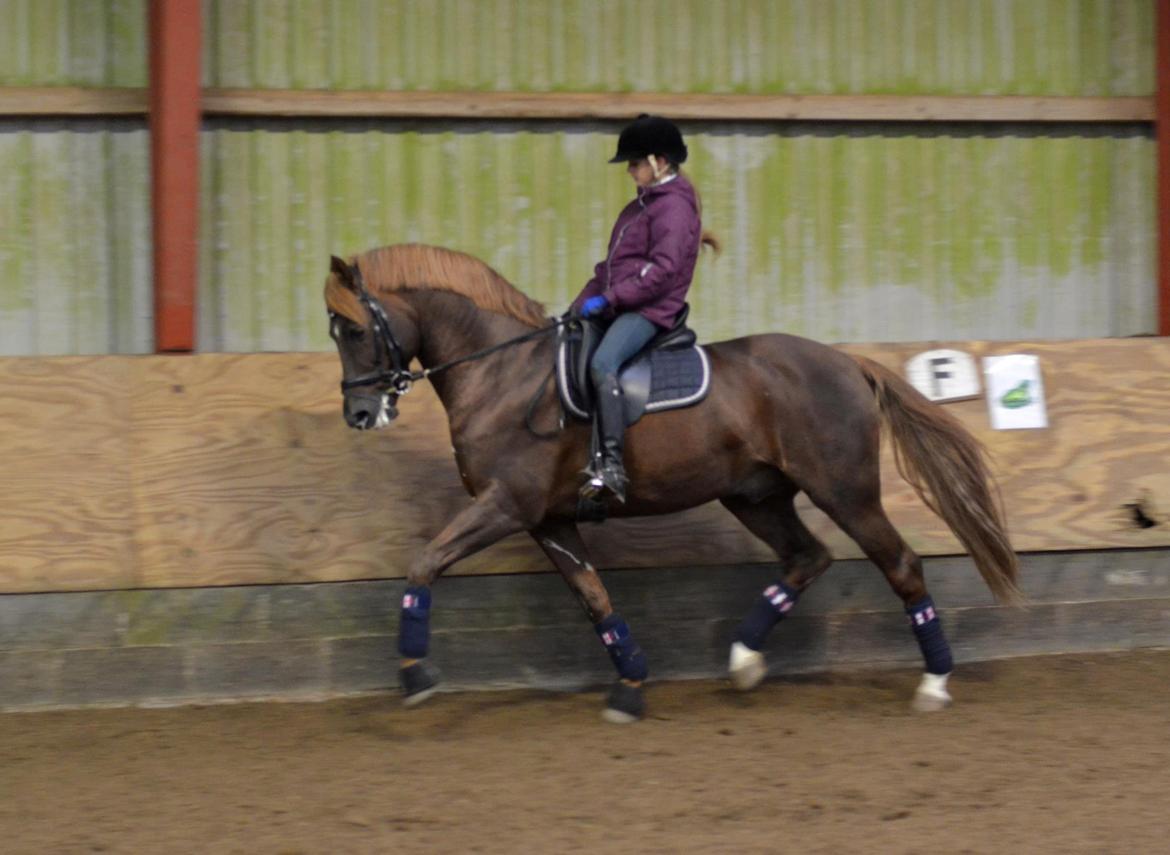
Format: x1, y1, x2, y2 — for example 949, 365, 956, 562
556, 304, 711, 426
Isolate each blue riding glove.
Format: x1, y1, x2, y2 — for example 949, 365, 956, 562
581, 295, 609, 318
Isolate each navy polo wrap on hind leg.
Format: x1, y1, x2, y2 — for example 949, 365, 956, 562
907, 596, 953, 675
735, 581, 800, 651
398, 586, 432, 659
595, 613, 649, 682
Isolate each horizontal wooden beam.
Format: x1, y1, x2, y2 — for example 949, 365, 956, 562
0, 86, 149, 115
0, 86, 1155, 123
202, 89, 1157, 123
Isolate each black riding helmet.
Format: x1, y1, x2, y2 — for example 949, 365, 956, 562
608, 114, 688, 165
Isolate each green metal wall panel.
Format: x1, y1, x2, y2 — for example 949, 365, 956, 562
0, 2, 1157, 355
202, 0, 1154, 96
0, 121, 152, 355
0, 0, 147, 86
0, 1, 1153, 96
198, 122, 1154, 352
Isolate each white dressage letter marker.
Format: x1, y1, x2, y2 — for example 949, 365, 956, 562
905, 349, 981, 402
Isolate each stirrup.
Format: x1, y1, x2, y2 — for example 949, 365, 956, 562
597, 462, 629, 504
578, 468, 627, 503
579, 472, 606, 500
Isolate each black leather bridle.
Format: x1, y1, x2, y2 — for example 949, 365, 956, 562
336, 263, 418, 396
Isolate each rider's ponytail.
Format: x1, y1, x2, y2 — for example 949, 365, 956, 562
700, 228, 723, 255
681, 170, 722, 255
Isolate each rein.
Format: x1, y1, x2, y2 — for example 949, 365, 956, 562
339, 263, 573, 432
415, 319, 569, 382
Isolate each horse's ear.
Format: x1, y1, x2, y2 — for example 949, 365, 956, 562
329, 255, 353, 285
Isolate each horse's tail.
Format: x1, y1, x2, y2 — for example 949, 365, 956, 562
853, 355, 1023, 605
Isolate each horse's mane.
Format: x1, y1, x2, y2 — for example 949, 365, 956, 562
324, 244, 547, 328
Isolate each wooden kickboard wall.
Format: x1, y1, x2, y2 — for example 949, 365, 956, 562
0, 338, 1167, 593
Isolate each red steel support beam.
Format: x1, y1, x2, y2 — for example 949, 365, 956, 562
148, 0, 201, 352
1159, 0, 1170, 335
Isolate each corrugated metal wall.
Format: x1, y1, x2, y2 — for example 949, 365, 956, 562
0, 0, 147, 86
0, 0, 1158, 354
198, 121, 1154, 350
37, 0, 1153, 96
0, 0, 149, 355
0, 120, 152, 355
202, 0, 1153, 95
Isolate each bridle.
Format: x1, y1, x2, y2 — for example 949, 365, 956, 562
337, 263, 417, 396
335, 261, 572, 400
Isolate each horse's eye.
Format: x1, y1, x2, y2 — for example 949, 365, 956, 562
345, 327, 365, 342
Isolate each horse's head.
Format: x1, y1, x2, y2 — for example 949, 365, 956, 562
325, 255, 420, 430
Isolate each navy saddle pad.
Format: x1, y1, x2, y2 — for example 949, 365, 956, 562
556, 321, 711, 426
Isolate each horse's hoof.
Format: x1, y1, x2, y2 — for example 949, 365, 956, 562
911, 672, 952, 712
729, 641, 767, 691
602, 681, 644, 724
400, 661, 440, 707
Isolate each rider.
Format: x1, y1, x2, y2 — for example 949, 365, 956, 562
570, 114, 719, 503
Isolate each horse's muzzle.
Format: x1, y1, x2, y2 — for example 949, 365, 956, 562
343, 391, 397, 430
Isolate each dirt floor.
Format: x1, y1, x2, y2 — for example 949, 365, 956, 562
2, 650, 1168, 855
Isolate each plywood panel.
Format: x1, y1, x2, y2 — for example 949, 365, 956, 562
125, 353, 485, 587
835, 338, 1170, 555
0, 338, 1167, 593
0, 357, 137, 590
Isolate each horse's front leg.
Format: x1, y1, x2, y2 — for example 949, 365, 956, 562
399, 482, 528, 706
532, 519, 648, 724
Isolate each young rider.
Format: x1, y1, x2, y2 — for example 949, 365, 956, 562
570, 114, 719, 503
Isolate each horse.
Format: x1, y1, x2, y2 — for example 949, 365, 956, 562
323, 243, 1021, 723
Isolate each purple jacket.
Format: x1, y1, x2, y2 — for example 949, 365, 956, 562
571, 173, 702, 329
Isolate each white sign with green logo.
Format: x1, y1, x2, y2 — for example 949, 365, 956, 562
983, 355, 1047, 430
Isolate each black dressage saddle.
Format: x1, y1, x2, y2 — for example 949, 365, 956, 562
556, 304, 711, 426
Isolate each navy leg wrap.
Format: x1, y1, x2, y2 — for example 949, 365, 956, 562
735, 581, 800, 651
398, 586, 432, 659
907, 596, 953, 675
595, 613, 649, 682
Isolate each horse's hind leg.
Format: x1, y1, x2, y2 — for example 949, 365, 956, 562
532, 519, 646, 724
808, 485, 955, 712
720, 489, 833, 691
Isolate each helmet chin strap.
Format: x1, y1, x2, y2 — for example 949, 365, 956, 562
647, 154, 664, 179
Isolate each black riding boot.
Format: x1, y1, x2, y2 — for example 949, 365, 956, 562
590, 375, 629, 503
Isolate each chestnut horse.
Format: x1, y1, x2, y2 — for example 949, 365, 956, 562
324, 244, 1020, 723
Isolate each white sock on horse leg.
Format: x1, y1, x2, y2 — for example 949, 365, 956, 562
913, 671, 952, 711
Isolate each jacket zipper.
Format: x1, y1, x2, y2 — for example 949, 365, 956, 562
605, 195, 647, 289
